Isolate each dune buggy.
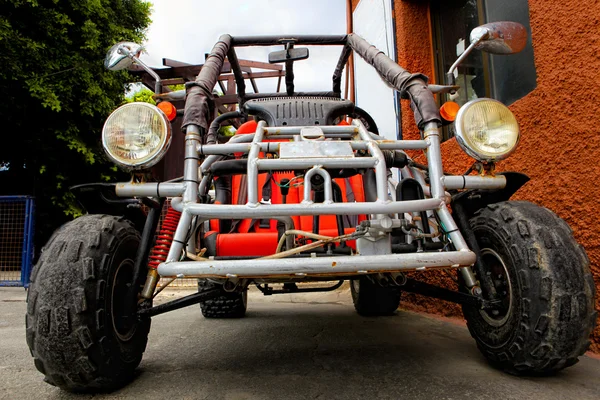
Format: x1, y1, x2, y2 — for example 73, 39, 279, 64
26, 22, 595, 392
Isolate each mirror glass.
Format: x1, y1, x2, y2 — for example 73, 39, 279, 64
470, 21, 527, 55
268, 47, 309, 64
104, 42, 144, 71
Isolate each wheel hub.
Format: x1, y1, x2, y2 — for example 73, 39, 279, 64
111, 258, 138, 341
479, 248, 513, 327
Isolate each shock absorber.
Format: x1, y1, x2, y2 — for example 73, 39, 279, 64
141, 207, 182, 299
148, 207, 182, 269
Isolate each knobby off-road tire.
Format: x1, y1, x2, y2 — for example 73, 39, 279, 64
351, 277, 401, 316
463, 201, 596, 375
198, 280, 247, 318
26, 215, 150, 391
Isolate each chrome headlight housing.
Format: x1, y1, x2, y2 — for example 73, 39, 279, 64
455, 98, 520, 162
102, 102, 172, 170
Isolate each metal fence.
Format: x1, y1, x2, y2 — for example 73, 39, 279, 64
0, 196, 35, 287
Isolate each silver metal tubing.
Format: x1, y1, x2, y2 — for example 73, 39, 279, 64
153, 89, 186, 102
377, 140, 429, 150
169, 198, 296, 251
276, 217, 296, 250
183, 126, 201, 203
115, 182, 185, 197
435, 205, 477, 287
198, 174, 211, 196
166, 209, 193, 262
442, 175, 507, 190
447, 40, 481, 82
247, 121, 267, 205
423, 123, 445, 200
157, 250, 476, 278
354, 120, 388, 202
255, 157, 376, 170
198, 140, 427, 156
349, 140, 429, 151
265, 125, 358, 135
130, 55, 162, 92
403, 163, 478, 288
200, 134, 254, 172
171, 197, 443, 218
198, 142, 281, 156
405, 166, 450, 201
303, 166, 333, 204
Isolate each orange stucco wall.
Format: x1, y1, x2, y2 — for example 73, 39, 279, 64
352, 0, 600, 352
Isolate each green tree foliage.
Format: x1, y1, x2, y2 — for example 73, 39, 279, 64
126, 86, 156, 104
0, 0, 151, 245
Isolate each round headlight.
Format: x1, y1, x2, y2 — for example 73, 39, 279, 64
102, 102, 172, 169
455, 98, 519, 162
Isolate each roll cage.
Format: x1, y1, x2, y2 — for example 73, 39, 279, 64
180, 34, 442, 134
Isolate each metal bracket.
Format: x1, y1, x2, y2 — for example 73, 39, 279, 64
138, 288, 222, 319
401, 278, 501, 310
256, 280, 344, 296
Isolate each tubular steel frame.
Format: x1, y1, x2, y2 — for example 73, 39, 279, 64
116, 118, 506, 286
112, 34, 510, 287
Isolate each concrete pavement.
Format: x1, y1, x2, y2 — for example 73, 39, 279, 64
1, 286, 600, 399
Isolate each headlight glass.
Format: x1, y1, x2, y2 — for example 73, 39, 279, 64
455, 98, 519, 162
102, 102, 172, 169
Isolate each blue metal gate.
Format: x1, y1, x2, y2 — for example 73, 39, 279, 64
0, 196, 35, 287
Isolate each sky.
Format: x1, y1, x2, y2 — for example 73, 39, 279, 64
139, 0, 347, 93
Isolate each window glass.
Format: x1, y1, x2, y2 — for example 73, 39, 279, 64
485, 1, 537, 106
431, 0, 488, 107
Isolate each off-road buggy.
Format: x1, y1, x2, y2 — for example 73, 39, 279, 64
26, 22, 596, 392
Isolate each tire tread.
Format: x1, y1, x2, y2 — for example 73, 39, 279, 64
464, 201, 595, 375
26, 215, 148, 392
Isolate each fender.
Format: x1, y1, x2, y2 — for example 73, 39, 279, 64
70, 182, 149, 232
450, 171, 530, 219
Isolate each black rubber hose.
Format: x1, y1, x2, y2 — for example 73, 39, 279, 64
210, 159, 248, 176
209, 159, 359, 179
391, 242, 444, 253
363, 169, 378, 202
312, 190, 324, 236
331, 181, 345, 238
350, 106, 379, 135
207, 111, 243, 145
213, 176, 232, 232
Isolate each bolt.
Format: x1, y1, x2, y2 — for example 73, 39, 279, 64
472, 286, 483, 296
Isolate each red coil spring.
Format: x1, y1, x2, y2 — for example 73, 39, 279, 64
148, 207, 182, 269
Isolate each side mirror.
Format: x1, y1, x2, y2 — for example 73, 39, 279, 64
470, 21, 528, 55
268, 47, 309, 64
104, 42, 144, 71
445, 21, 528, 85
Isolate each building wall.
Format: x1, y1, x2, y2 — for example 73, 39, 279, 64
352, 0, 600, 352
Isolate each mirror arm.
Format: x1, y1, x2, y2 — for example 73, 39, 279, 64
445, 31, 489, 86
119, 45, 162, 94
132, 56, 162, 94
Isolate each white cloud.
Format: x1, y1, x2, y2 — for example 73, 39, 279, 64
139, 0, 347, 92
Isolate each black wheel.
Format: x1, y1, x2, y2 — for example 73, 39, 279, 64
462, 201, 596, 374
350, 276, 401, 316
26, 215, 150, 391
198, 279, 247, 318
